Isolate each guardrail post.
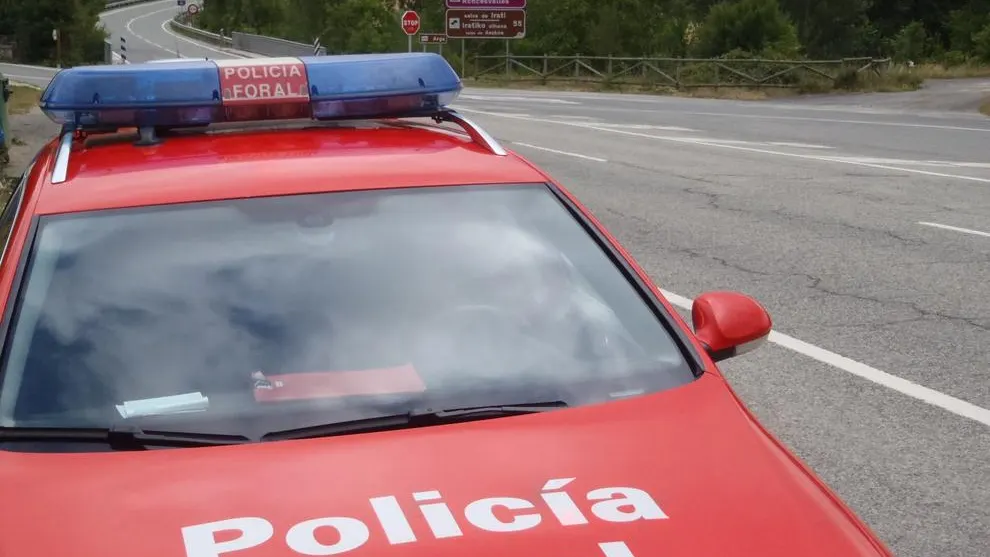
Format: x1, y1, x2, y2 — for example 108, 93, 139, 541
504, 40, 510, 76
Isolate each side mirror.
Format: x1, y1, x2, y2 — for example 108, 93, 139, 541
691, 291, 772, 362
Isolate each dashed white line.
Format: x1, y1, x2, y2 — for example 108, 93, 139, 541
657, 289, 990, 427
512, 142, 607, 162
592, 123, 698, 132
125, 7, 183, 56
767, 141, 833, 150
121, 4, 246, 60
455, 107, 990, 185
585, 105, 990, 133
918, 222, 990, 238
460, 94, 581, 105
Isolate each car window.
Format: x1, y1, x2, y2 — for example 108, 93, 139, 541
0, 184, 695, 439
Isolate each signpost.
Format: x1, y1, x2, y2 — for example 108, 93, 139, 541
401, 10, 420, 52
52, 29, 61, 69
445, 0, 526, 7
443, 0, 528, 78
420, 33, 448, 45
445, 9, 525, 39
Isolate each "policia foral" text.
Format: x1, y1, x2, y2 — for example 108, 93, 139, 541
182, 477, 667, 556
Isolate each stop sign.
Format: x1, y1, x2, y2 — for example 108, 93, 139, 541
401, 10, 421, 35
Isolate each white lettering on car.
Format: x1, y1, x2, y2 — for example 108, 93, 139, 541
464, 497, 541, 532
413, 490, 463, 538
180, 478, 667, 557
182, 517, 273, 557
285, 517, 369, 556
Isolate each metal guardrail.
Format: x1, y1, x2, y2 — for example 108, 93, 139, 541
231, 32, 326, 57
105, 0, 159, 8
469, 55, 891, 88
169, 14, 326, 57
169, 16, 233, 48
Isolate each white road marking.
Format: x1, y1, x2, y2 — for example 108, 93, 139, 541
159, 12, 247, 58
657, 289, 990, 427
548, 115, 597, 120
592, 123, 698, 132
122, 5, 246, 60
460, 94, 580, 105
3, 74, 51, 82
512, 142, 607, 162
767, 141, 833, 150
838, 156, 990, 169
918, 222, 990, 238
459, 108, 990, 425
628, 107, 990, 133
455, 108, 990, 185
125, 7, 184, 56
0, 63, 57, 72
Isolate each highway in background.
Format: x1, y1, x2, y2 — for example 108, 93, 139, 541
8, 1, 990, 555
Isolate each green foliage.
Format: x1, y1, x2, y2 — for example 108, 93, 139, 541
0, 0, 108, 65
974, 22, 990, 62
891, 21, 928, 63
692, 0, 800, 59
4, 0, 990, 68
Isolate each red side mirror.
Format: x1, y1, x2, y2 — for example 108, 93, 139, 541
691, 291, 773, 362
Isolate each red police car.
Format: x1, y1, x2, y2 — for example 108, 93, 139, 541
0, 54, 892, 557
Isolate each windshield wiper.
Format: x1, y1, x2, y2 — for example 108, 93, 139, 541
0, 425, 251, 451
261, 400, 568, 442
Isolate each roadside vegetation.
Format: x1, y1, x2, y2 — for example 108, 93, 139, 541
7, 86, 42, 116
0, 0, 108, 66
192, 0, 990, 96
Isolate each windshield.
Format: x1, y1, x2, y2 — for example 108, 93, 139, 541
0, 184, 694, 441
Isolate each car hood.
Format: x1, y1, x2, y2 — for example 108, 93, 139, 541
0, 374, 888, 557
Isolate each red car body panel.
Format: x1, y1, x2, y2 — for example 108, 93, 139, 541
0, 125, 892, 557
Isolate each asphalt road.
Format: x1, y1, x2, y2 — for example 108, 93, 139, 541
0, 63, 57, 88
6, 2, 990, 555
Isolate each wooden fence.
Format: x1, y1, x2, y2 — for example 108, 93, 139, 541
466, 54, 891, 88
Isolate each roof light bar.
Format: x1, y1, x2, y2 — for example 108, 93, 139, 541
39, 53, 463, 130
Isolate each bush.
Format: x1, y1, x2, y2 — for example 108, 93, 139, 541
692, 0, 801, 59
892, 21, 928, 63
975, 22, 990, 63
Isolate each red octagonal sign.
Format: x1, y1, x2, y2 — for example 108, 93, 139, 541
401, 10, 421, 35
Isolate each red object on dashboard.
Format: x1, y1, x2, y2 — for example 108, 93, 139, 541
252, 364, 426, 402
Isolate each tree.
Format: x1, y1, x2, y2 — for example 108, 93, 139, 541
0, 0, 107, 65
692, 0, 801, 58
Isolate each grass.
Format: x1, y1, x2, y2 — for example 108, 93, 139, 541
0, 176, 15, 205
908, 62, 990, 79
462, 60, 990, 99
462, 76, 805, 100
7, 85, 42, 115
980, 99, 990, 116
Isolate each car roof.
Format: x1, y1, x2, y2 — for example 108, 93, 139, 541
31, 121, 550, 216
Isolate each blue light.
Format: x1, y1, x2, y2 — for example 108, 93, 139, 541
301, 53, 462, 119
39, 53, 463, 130
40, 61, 223, 128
